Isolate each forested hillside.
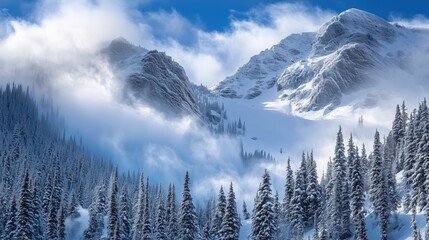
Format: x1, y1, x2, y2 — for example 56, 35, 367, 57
1, 84, 429, 239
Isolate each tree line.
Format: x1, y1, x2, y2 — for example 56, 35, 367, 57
1, 84, 429, 239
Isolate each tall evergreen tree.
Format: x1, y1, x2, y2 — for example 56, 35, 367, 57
242, 201, 250, 220
360, 144, 370, 192
404, 111, 417, 189
383, 134, 399, 212
84, 184, 106, 240
393, 104, 405, 144
119, 186, 131, 240
351, 145, 367, 240
306, 151, 321, 224
412, 206, 422, 240
179, 171, 198, 240
220, 183, 240, 240
132, 173, 145, 240
167, 184, 179, 240
142, 178, 152, 240
282, 157, 294, 223
31, 172, 44, 240
251, 169, 276, 240
290, 157, 306, 238
108, 168, 119, 239
15, 169, 34, 239
369, 130, 389, 240
58, 207, 66, 240
273, 190, 281, 232
68, 191, 80, 219
326, 127, 351, 239
211, 186, 227, 238
155, 186, 167, 240
2, 197, 17, 239
47, 154, 63, 240
347, 134, 357, 181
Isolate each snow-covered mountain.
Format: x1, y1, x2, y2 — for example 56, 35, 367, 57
103, 38, 201, 117
213, 9, 429, 117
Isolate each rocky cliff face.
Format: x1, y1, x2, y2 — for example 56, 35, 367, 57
213, 8, 426, 115
103, 38, 200, 117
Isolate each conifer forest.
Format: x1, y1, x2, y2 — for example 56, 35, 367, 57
1, 83, 429, 240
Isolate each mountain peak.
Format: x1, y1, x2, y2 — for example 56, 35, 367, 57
314, 8, 396, 55
213, 8, 426, 118
103, 37, 147, 63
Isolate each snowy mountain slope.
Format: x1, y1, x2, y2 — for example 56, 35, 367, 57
213, 8, 429, 118
213, 32, 315, 99
103, 38, 201, 117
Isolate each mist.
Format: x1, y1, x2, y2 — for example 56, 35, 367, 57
0, 0, 333, 202
1, 0, 429, 208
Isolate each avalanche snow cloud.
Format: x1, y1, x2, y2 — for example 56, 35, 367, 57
1, 0, 429, 203
0, 0, 334, 200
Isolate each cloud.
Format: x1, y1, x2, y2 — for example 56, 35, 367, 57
3, 0, 425, 207
138, 3, 334, 87
391, 14, 429, 29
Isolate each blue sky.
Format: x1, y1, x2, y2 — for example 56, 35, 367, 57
1, 0, 429, 31
0, 0, 428, 87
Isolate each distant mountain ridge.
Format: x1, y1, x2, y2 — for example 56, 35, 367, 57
103, 38, 201, 117
213, 8, 429, 116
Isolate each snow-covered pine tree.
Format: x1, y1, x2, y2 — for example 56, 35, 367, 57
251, 169, 276, 240
417, 102, 429, 210
15, 169, 34, 239
2, 197, 17, 239
412, 206, 422, 240
47, 154, 63, 240
383, 134, 399, 213
31, 179, 44, 239
360, 144, 370, 192
306, 151, 321, 225
273, 190, 281, 233
347, 134, 357, 182
326, 127, 351, 239
282, 157, 294, 223
167, 184, 179, 240
179, 171, 198, 240
113, 221, 121, 240
326, 165, 342, 239
219, 183, 240, 240
58, 207, 66, 240
290, 156, 306, 238
108, 168, 119, 239
166, 184, 172, 225
202, 198, 215, 239
142, 178, 152, 240
393, 104, 405, 144
68, 191, 80, 219
242, 201, 250, 220
132, 172, 145, 240
351, 144, 367, 240
410, 101, 429, 209
211, 186, 227, 239
42, 160, 54, 215
155, 186, 167, 240
84, 184, 106, 240
119, 186, 131, 240
369, 130, 389, 240
404, 110, 417, 186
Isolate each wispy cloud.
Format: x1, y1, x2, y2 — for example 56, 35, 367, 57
139, 3, 335, 86
2, 0, 427, 204
391, 14, 429, 29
